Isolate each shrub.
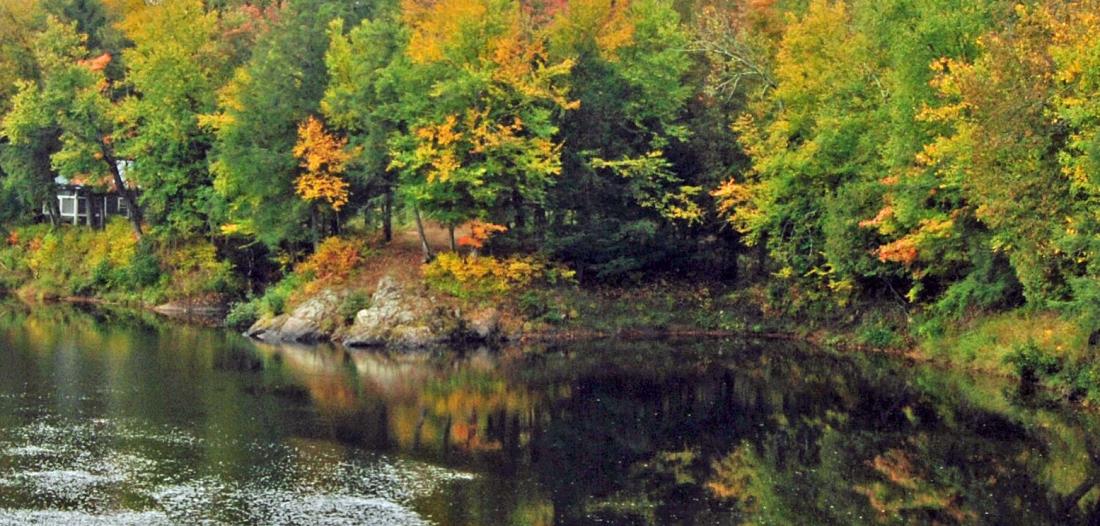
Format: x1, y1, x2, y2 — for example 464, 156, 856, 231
1005, 341, 1061, 383
295, 237, 364, 290
125, 245, 163, 291
423, 252, 575, 299
158, 241, 238, 299
225, 299, 261, 331
18, 219, 142, 296
518, 289, 568, 324
853, 309, 907, 349
258, 274, 304, 316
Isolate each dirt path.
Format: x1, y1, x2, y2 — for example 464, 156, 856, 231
349, 221, 470, 290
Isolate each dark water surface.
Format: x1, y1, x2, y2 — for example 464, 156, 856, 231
0, 302, 1098, 525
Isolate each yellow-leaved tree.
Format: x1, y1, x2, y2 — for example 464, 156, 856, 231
293, 115, 354, 213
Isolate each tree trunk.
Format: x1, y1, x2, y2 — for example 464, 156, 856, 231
383, 187, 393, 243
101, 146, 143, 239
755, 232, 768, 278
413, 205, 434, 262
533, 205, 547, 246
512, 188, 526, 247
45, 198, 58, 227
448, 224, 456, 252
310, 207, 319, 249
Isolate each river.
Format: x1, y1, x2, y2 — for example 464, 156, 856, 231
0, 301, 1097, 525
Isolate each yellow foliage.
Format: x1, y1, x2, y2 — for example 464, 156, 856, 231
402, 0, 491, 63
27, 220, 137, 281
706, 444, 761, 506
423, 252, 574, 298
293, 116, 354, 211
158, 241, 235, 298
549, 0, 635, 61
413, 115, 463, 183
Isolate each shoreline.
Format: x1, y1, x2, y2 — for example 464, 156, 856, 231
12, 287, 1096, 416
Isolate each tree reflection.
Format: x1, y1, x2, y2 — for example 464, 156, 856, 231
2, 301, 1100, 525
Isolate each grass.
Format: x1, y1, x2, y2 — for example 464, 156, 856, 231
921, 311, 1091, 376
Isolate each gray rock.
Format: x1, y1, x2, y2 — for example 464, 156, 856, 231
247, 289, 342, 343
245, 315, 282, 339
343, 276, 455, 349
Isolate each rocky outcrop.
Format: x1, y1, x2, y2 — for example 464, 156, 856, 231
244, 276, 507, 349
247, 289, 343, 344
342, 276, 459, 349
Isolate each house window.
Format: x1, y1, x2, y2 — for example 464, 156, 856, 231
59, 196, 75, 216
117, 197, 130, 218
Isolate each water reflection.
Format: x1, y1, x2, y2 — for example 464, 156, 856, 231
0, 301, 1099, 524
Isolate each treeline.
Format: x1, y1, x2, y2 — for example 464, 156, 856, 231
1, 0, 1098, 320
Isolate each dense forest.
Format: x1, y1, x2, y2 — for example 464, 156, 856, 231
0, 0, 1098, 352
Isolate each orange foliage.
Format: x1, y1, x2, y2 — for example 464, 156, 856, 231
78, 53, 112, 72
295, 237, 363, 286
293, 116, 354, 211
457, 220, 508, 249
5, 231, 18, 247
876, 237, 919, 266
859, 205, 894, 229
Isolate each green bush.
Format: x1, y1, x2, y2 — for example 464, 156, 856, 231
518, 290, 568, 324
125, 246, 163, 290
225, 300, 260, 331
258, 275, 304, 316
1005, 341, 1061, 383
855, 313, 905, 349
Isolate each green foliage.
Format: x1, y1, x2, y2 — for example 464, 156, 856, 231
1, 0, 1099, 351
116, 0, 228, 236
517, 289, 569, 324
126, 243, 162, 290
225, 299, 260, 331
208, 0, 372, 247
856, 314, 905, 349
1004, 341, 1100, 403
257, 274, 305, 316
338, 291, 371, 323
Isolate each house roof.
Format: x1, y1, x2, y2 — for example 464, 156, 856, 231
54, 161, 136, 191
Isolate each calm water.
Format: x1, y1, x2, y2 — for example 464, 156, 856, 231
0, 302, 1098, 525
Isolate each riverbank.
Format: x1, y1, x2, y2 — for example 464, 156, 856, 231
2, 221, 1098, 405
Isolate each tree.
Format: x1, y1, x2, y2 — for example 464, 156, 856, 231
386, 0, 577, 256
1049, 0, 1100, 308
323, 12, 408, 242
293, 115, 353, 243
870, 2, 1071, 305
0, 0, 53, 225
713, 0, 888, 301
207, 0, 371, 249
116, 0, 227, 236
543, 0, 700, 280
2, 16, 143, 236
